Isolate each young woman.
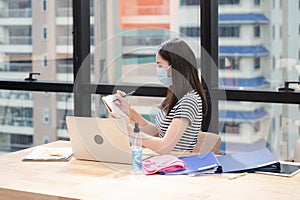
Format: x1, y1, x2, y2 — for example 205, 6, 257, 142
112, 38, 208, 154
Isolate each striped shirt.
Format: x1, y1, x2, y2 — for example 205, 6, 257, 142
155, 90, 203, 152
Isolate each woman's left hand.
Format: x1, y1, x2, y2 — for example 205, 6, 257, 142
109, 112, 127, 119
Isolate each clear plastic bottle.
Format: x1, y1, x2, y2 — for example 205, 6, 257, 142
131, 123, 142, 173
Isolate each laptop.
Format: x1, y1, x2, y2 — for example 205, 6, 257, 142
66, 116, 132, 164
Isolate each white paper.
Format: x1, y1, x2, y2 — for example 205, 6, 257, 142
23, 146, 73, 161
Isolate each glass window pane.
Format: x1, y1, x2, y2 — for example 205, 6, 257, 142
219, 101, 300, 160
90, 0, 201, 115
218, 1, 300, 91
91, 0, 201, 86
218, 2, 300, 159
0, 90, 73, 154
0, 0, 73, 82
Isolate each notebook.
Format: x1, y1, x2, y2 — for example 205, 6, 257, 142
66, 116, 132, 164
102, 95, 128, 116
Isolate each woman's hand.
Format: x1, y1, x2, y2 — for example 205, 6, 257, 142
109, 112, 127, 119
113, 90, 131, 116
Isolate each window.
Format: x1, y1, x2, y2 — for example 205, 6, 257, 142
10, 134, 33, 151
180, 27, 200, 37
43, 136, 50, 144
180, 0, 200, 5
254, 0, 261, 6
280, 25, 282, 39
219, 0, 240, 5
42, 25, 47, 40
43, 53, 48, 68
254, 57, 260, 69
219, 57, 240, 70
254, 26, 260, 37
221, 122, 240, 134
42, 0, 47, 12
219, 26, 240, 37
280, 115, 282, 128
43, 108, 50, 124
272, 25, 275, 39
9, 26, 32, 45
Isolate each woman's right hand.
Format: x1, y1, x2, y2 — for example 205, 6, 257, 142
113, 90, 131, 116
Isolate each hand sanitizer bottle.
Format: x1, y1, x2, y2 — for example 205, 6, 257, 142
132, 123, 142, 173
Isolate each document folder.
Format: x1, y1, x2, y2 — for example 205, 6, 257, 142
216, 148, 278, 173
162, 148, 279, 175
162, 152, 222, 175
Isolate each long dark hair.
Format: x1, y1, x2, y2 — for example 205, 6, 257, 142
158, 38, 208, 116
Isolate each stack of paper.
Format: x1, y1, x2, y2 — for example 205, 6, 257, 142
22, 146, 73, 161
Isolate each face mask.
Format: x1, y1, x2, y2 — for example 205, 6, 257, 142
156, 66, 172, 86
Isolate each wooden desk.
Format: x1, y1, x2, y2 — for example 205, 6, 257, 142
0, 141, 299, 200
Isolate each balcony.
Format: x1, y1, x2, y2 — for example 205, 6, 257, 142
57, 7, 72, 17
0, 63, 32, 72
0, 8, 32, 18
57, 36, 93, 46
9, 36, 32, 45
0, 36, 32, 53
0, 91, 32, 101
57, 63, 72, 74
57, 36, 73, 46
56, 63, 73, 82
122, 35, 168, 56
0, 117, 33, 128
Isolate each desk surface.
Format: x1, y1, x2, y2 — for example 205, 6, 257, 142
0, 141, 300, 200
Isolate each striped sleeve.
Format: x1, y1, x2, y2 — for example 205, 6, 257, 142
174, 95, 198, 124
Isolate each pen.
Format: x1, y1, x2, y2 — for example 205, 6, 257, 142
113, 90, 135, 102
228, 172, 247, 180
49, 153, 64, 157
